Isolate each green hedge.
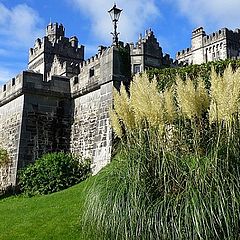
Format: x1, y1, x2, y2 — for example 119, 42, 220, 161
19, 152, 91, 196
147, 59, 240, 91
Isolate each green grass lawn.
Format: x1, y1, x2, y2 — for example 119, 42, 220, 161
0, 176, 95, 240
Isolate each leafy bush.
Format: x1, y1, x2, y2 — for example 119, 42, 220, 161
84, 67, 240, 239
147, 58, 240, 91
19, 152, 91, 196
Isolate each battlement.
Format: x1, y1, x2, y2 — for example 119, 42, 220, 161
0, 73, 24, 106
70, 45, 130, 97
0, 71, 70, 107
192, 27, 206, 37
22, 71, 70, 95
71, 47, 110, 95
29, 35, 84, 64
79, 51, 103, 69
200, 28, 240, 47
202, 28, 227, 45
29, 23, 84, 67
129, 29, 158, 50
29, 36, 51, 62
46, 22, 65, 43
176, 47, 192, 57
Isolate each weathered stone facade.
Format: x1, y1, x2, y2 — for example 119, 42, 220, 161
28, 22, 84, 80
176, 27, 240, 65
130, 29, 172, 74
0, 22, 168, 189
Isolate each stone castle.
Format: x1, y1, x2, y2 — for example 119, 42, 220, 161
176, 26, 240, 65
0, 22, 170, 189
2, 21, 240, 189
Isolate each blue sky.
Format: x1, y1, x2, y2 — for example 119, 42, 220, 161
0, 0, 240, 83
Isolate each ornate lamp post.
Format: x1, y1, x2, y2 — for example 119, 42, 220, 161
108, 3, 122, 46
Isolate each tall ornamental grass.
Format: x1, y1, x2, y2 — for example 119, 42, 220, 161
83, 67, 240, 239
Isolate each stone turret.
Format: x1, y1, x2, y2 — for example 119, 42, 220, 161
46, 22, 65, 43
130, 29, 168, 74
28, 23, 84, 80
69, 36, 78, 48
191, 27, 206, 64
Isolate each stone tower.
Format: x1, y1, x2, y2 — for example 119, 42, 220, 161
28, 23, 84, 81
129, 29, 171, 74
191, 27, 206, 64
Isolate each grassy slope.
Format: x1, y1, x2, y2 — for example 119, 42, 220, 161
0, 176, 95, 240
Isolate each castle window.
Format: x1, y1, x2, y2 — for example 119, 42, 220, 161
74, 76, 79, 85
89, 67, 94, 78
3, 84, 6, 92
12, 78, 15, 86
133, 64, 141, 74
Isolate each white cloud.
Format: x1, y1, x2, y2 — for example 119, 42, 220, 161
173, 0, 240, 31
70, 0, 160, 44
0, 3, 43, 84
0, 3, 44, 48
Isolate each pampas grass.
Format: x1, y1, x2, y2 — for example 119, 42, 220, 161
176, 76, 209, 120
83, 65, 240, 239
210, 65, 240, 123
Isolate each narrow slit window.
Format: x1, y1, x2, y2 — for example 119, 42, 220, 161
89, 67, 94, 78
74, 76, 79, 85
12, 78, 15, 86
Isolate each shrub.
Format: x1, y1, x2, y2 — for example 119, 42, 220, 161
147, 58, 240, 91
19, 152, 91, 196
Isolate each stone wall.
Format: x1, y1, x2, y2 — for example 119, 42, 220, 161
70, 81, 113, 174
0, 95, 24, 188
0, 71, 72, 188
70, 46, 129, 174
18, 94, 71, 170
0, 44, 130, 189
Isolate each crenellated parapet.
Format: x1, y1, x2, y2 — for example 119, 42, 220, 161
70, 46, 109, 96
176, 26, 240, 65
202, 28, 228, 46
0, 71, 70, 107
176, 47, 192, 58
28, 22, 84, 80
70, 45, 131, 98
130, 29, 166, 72
0, 73, 24, 106
130, 29, 162, 56
29, 35, 84, 64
